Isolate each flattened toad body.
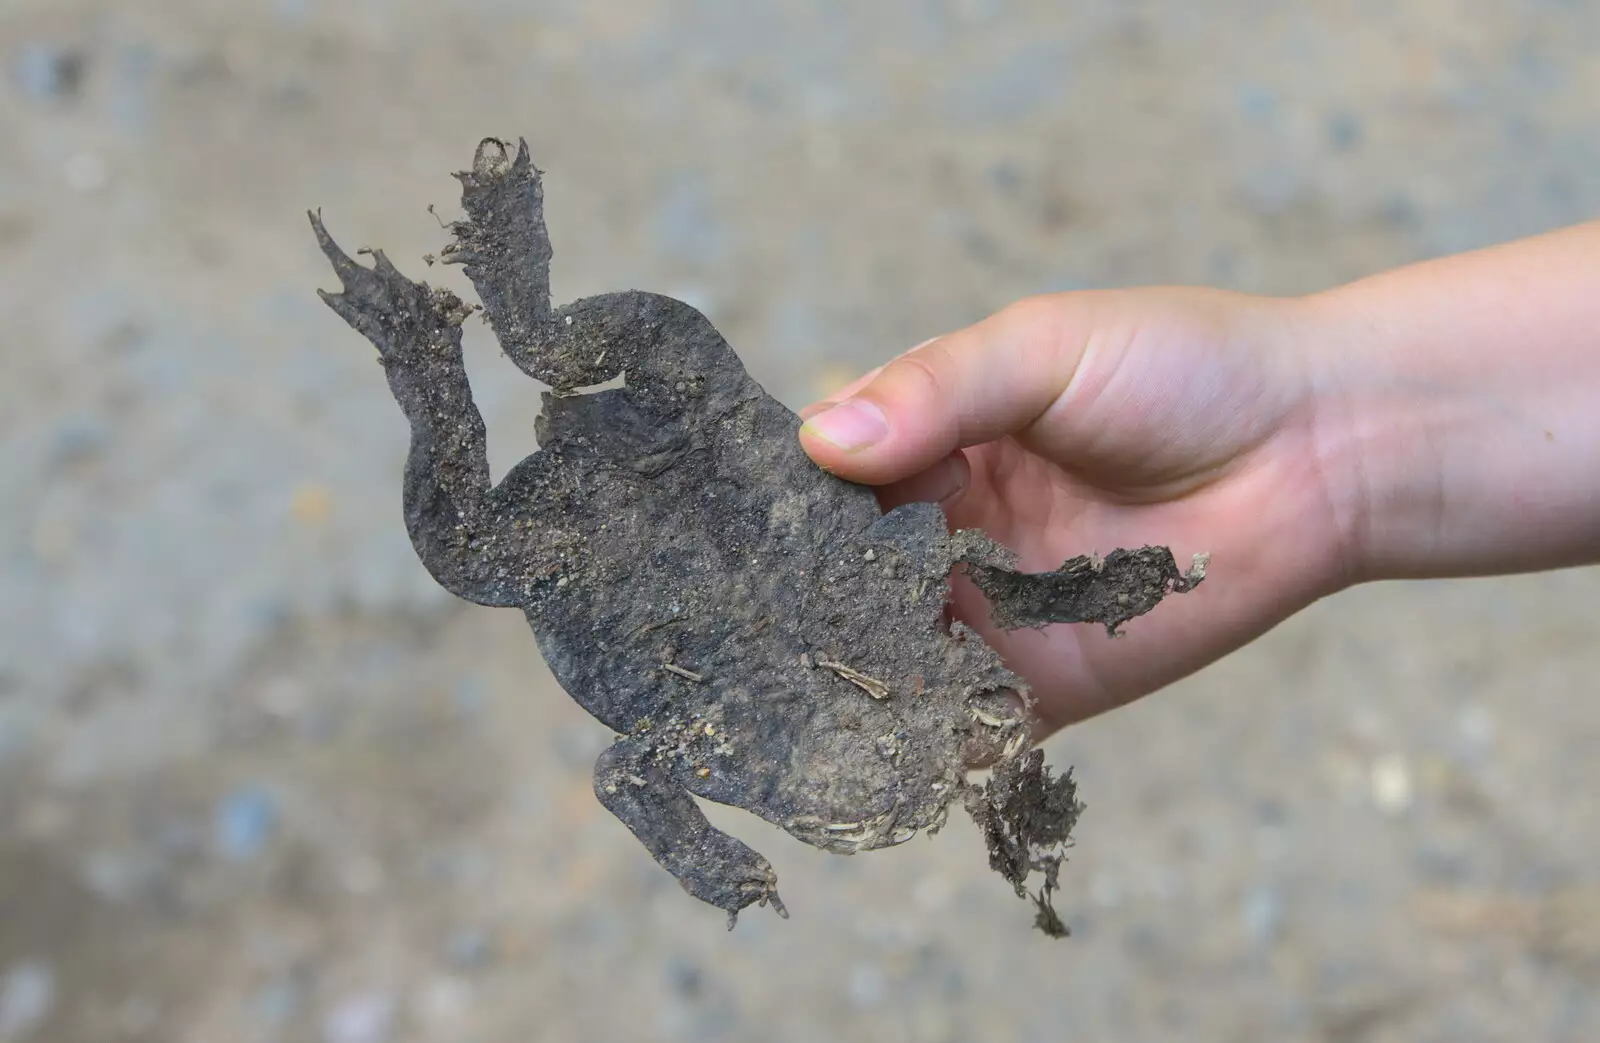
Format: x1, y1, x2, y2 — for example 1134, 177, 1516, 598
312, 139, 1204, 933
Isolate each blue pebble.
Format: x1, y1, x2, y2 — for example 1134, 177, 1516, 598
940, 43, 1067, 124
250, 977, 301, 1026
110, 43, 156, 137
664, 954, 704, 998
1235, 84, 1279, 124
50, 415, 110, 466
445, 928, 493, 970
1324, 111, 1363, 152
986, 161, 1024, 196
12, 42, 84, 103
1237, 163, 1303, 216
215, 787, 278, 860
1241, 882, 1284, 947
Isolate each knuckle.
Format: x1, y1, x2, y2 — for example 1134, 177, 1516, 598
887, 340, 954, 402
996, 293, 1067, 338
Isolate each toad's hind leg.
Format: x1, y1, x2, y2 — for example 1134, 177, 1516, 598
444, 138, 747, 404
594, 738, 787, 928
312, 212, 549, 608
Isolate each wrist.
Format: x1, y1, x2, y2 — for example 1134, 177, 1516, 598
1297, 276, 1475, 585
1248, 289, 1376, 591
1291, 286, 1424, 587
1296, 248, 1600, 583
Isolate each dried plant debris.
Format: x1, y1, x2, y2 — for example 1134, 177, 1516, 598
310, 137, 1207, 935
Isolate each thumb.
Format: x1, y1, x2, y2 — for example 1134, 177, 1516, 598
798, 296, 1093, 485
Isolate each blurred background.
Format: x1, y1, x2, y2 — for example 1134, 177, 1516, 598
3, 1, 1600, 1040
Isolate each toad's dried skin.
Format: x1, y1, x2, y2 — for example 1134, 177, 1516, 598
964, 750, 1085, 938
311, 138, 1207, 934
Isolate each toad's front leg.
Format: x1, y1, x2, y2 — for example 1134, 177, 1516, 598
594, 737, 787, 928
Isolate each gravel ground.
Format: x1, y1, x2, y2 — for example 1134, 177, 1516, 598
3, 2, 1599, 1040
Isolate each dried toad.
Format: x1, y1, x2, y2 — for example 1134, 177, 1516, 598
310, 138, 1206, 935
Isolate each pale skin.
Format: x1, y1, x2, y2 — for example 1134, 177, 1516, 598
799, 222, 1600, 735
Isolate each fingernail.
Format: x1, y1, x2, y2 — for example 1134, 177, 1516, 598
801, 399, 889, 452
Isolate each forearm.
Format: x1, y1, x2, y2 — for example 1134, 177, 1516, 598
1306, 222, 1600, 582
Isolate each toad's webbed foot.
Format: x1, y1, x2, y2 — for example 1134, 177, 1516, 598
594, 738, 787, 928
964, 749, 1082, 939
312, 209, 475, 369
954, 533, 1209, 636
443, 138, 558, 371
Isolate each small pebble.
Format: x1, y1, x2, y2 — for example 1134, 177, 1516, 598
444, 928, 493, 971
1456, 703, 1496, 752
1241, 883, 1284, 947
417, 978, 471, 1024
1369, 754, 1414, 816
847, 963, 887, 1008
80, 848, 160, 903
987, 160, 1024, 195
50, 416, 109, 465
322, 991, 394, 1043
258, 676, 308, 718
250, 976, 301, 1027
338, 855, 384, 894
117, 995, 159, 1035
214, 787, 278, 860
953, 0, 1004, 24
1235, 83, 1279, 122
30, 518, 74, 564
0, 961, 56, 1038
63, 152, 108, 193
912, 872, 953, 912
1090, 870, 1123, 908
291, 485, 333, 525
664, 955, 704, 999
12, 42, 84, 102
1325, 110, 1364, 151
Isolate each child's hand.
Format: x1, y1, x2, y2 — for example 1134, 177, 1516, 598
802, 224, 1600, 733
800, 288, 1352, 732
